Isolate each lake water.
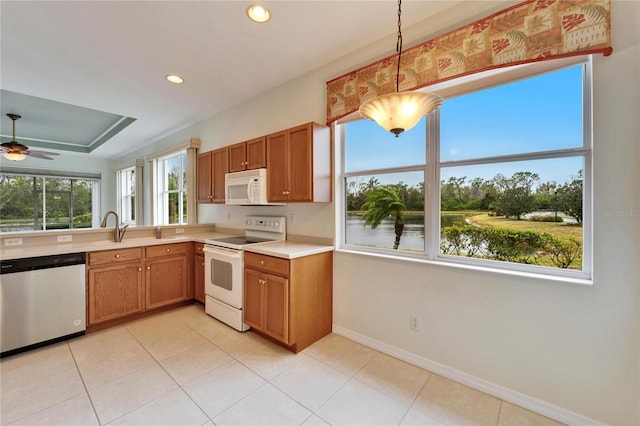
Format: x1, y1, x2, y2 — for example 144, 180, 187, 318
345, 214, 469, 251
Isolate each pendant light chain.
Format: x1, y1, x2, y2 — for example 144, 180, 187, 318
395, 0, 403, 92
357, 0, 442, 137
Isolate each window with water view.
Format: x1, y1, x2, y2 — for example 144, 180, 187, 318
342, 62, 590, 277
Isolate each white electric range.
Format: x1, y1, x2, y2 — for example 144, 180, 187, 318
203, 215, 286, 331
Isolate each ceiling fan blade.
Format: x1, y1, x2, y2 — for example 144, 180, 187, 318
26, 152, 56, 160
26, 149, 60, 156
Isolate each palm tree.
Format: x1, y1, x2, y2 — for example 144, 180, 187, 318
361, 185, 407, 249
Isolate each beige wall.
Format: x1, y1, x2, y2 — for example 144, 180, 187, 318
118, 1, 639, 424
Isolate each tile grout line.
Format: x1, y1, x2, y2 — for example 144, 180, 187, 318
64, 340, 102, 425
121, 321, 217, 425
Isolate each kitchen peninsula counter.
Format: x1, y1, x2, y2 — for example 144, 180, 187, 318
0, 231, 236, 261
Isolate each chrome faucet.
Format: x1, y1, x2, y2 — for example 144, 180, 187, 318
100, 210, 128, 242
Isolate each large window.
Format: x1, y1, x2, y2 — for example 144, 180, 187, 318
0, 173, 100, 232
340, 61, 591, 279
156, 151, 187, 225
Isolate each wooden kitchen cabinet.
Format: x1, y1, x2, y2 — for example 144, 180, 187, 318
266, 122, 331, 203
197, 151, 212, 203
87, 243, 192, 329
87, 248, 144, 325
228, 137, 266, 172
197, 147, 228, 203
145, 243, 189, 310
194, 242, 205, 303
243, 250, 333, 352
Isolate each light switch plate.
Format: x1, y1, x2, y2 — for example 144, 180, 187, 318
57, 235, 73, 243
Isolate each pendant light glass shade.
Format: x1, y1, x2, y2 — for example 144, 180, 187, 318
359, 91, 443, 136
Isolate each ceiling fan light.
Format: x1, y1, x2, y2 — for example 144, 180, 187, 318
359, 91, 443, 136
3, 151, 27, 161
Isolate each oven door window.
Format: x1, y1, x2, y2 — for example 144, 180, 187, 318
211, 258, 233, 291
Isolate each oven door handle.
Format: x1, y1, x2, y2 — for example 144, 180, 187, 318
203, 245, 243, 258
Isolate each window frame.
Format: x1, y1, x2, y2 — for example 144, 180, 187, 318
117, 166, 136, 225
337, 57, 593, 281
155, 150, 188, 226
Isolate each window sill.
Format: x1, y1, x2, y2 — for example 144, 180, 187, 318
335, 247, 593, 286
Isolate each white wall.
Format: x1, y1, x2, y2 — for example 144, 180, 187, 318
331, 2, 639, 425
116, 1, 639, 424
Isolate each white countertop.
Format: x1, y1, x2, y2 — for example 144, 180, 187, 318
243, 240, 334, 259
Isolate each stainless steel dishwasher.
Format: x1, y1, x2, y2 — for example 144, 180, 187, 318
1, 252, 86, 357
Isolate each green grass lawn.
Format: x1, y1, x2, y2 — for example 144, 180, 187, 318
468, 213, 582, 241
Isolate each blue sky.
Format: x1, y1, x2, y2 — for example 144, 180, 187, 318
345, 64, 585, 188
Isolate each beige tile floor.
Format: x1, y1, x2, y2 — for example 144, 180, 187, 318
1, 304, 564, 426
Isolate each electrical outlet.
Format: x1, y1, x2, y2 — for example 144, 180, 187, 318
57, 235, 73, 243
175, 228, 185, 234
410, 314, 420, 331
4, 238, 23, 246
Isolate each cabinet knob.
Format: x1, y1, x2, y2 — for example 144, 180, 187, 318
260, 260, 265, 265
166, 248, 170, 252
115, 254, 120, 258
138, 267, 142, 271
147, 266, 151, 270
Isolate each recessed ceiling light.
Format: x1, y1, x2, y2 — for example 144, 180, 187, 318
246, 4, 271, 23
166, 74, 184, 84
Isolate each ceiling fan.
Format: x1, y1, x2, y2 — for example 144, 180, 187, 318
1, 113, 60, 161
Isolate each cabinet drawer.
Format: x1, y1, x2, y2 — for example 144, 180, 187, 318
194, 242, 204, 254
89, 247, 143, 266
244, 252, 289, 276
146, 242, 188, 258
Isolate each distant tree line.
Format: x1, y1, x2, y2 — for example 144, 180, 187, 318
347, 170, 583, 224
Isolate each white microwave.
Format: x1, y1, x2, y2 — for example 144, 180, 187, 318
225, 168, 270, 205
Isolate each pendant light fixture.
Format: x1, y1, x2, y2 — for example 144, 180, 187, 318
359, 0, 443, 137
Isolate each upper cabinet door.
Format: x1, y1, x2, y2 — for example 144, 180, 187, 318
228, 142, 247, 173
266, 123, 331, 203
288, 124, 313, 202
196, 151, 212, 203
266, 131, 289, 202
212, 147, 228, 203
229, 137, 266, 172
245, 137, 266, 170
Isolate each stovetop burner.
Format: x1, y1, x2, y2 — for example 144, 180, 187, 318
204, 215, 287, 250
211, 236, 273, 246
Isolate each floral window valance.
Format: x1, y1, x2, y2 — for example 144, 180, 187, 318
326, 0, 612, 125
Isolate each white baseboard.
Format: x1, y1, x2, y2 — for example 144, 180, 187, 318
332, 325, 601, 426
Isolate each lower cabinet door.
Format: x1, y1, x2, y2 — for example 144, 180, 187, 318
145, 255, 188, 309
264, 273, 289, 344
195, 253, 205, 303
88, 263, 144, 325
243, 268, 264, 329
